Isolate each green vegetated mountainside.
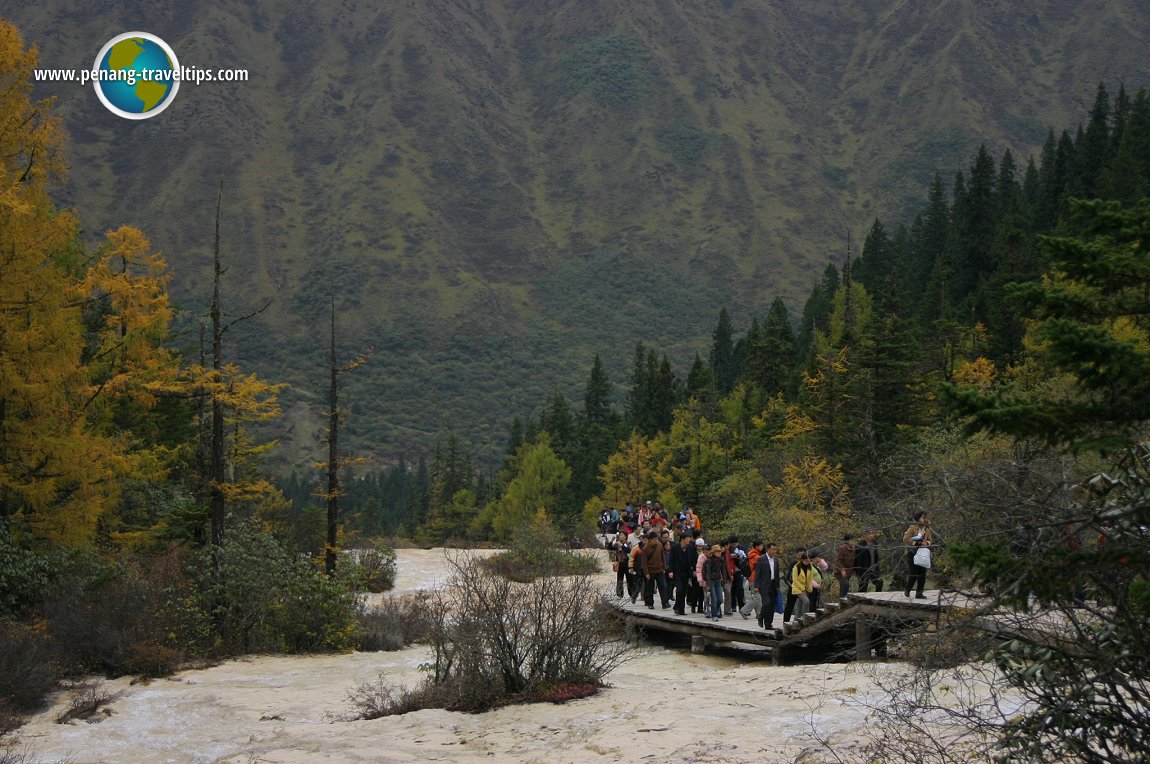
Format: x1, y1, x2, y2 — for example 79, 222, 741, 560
10, 0, 1150, 468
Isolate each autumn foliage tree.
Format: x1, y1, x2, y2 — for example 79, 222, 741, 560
0, 25, 150, 544
0, 24, 280, 549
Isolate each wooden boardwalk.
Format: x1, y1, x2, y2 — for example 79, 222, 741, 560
607, 589, 986, 664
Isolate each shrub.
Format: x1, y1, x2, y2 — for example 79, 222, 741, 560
0, 623, 54, 714
0, 522, 57, 619
190, 518, 362, 654
561, 33, 652, 108
356, 594, 433, 652
40, 552, 166, 676
479, 513, 600, 582
0, 739, 32, 764
344, 555, 632, 716
55, 680, 113, 724
478, 550, 599, 582
39, 548, 213, 678
278, 563, 362, 653
656, 122, 713, 165
121, 643, 182, 678
342, 544, 397, 593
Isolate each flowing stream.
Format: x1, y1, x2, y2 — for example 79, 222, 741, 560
13, 549, 897, 763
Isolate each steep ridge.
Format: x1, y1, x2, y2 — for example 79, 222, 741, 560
9, 0, 1149, 464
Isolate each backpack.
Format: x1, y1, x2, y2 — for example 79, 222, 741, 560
731, 545, 749, 575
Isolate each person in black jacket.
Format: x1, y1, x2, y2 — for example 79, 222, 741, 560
669, 532, 695, 614
755, 542, 783, 630
855, 528, 883, 592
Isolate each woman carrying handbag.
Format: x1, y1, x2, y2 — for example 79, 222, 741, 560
903, 512, 934, 599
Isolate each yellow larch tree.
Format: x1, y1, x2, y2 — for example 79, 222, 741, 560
0, 23, 138, 543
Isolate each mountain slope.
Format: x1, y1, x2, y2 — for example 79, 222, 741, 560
9, 0, 1150, 466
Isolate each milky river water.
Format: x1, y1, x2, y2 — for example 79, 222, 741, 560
12, 549, 901, 763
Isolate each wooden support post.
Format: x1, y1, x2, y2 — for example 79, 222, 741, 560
772, 645, 785, 666
855, 620, 873, 661
691, 635, 707, 654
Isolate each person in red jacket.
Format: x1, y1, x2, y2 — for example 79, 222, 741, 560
721, 538, 736, 615
740, 540, 765, 621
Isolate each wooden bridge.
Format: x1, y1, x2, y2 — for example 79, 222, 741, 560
607, 589, 985, 664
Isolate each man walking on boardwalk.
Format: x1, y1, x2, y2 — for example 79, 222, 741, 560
642, 530, 670, 608
669, 532, 694, 614
755, 542, 782, 630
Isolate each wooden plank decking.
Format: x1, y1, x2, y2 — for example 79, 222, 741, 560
607, 589, 988, 663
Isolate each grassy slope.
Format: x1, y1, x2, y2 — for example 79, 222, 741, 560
10, 0, 1150, 468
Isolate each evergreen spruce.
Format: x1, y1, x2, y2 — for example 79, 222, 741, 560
709, 308, 738, 396
759, 298, 797, 396
798, 263, 840, 360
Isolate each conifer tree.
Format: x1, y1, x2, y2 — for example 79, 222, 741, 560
709, 308, 737, 396
1035, 129, 1063, 230
804, 282, 873, 468
653, 353, 678, 433
542, 389, 575, 456
959, 145, 998, 293
197, 187, 282, 548
738, 316, 765, 388
574, 356, 621, 505
685, 352, 712, 401
950, 199, 1150, 449
760, 298, 797, 395
908, 173, 951, 311
996, 149, 1022, 220
492, 433, 572, 537
582, 354, 613, 426
625, 342, 649, 433
503, 416, 524, 472
1102, 88, 1150, 204
856, 286, 918, 474
1077, 83, 1111, 197
798, 263, 839, 360
854, 219, 892, 297
1110, 83, 1131, 152
942, 199, 1150, 762
403, 454, 430, 533
1022, 157, 1041, 225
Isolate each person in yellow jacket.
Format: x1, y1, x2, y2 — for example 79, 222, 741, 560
790, 551, 814, 619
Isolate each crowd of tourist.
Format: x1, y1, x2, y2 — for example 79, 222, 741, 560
600, 502, 936, 631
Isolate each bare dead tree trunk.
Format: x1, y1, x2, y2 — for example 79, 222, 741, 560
210, 183, 226, 548
326, 297, 340, 575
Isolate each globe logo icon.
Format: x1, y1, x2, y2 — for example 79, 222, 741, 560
92, 32, 180, 119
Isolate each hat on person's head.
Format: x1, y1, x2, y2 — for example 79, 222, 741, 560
646, 500, 653, 505
695, 538, 706, 547
710, 545, 722, 554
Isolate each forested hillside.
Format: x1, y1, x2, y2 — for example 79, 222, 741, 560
7, 0, 1150, 466
313, 83, 1150, 544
